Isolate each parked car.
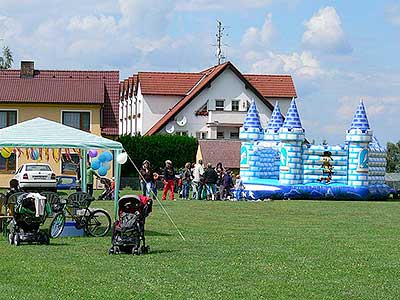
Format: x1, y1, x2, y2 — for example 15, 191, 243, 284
56, 175, 80, 191
14, 163, 57, 191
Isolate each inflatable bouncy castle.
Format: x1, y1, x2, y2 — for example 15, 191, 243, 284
239, 99, 393, 200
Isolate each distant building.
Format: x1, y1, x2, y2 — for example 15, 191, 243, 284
0, 61, 119, 186
119, 61, 297, 139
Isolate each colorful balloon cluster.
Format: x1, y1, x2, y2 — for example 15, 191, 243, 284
89, 150, 113, 176
0, 147, 12, 159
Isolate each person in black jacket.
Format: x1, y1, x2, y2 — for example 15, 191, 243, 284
203, 163, 218, 200
140, 160, 153, 197
162, 160, 176, 201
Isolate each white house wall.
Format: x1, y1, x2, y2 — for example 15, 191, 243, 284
161, 68, 274, 136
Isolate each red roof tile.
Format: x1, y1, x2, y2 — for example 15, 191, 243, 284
138, 72, 203, 96
0, 79, 104, 103
244, 74, 297, 98
0, 69, 119, 136
198, 140, 242, 169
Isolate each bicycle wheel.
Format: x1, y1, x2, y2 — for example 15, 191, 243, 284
50, 212, 66, 238
85, 209, 111, 237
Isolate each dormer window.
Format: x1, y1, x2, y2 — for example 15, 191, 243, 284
215, 99, 225, 111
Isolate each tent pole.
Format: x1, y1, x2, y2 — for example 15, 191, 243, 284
81, 149, 87, 192
113, 149, 121, 219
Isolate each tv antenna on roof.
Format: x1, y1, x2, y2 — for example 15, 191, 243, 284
214, 20, 228, 65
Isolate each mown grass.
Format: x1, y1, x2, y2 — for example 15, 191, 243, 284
1, 197, 400, 300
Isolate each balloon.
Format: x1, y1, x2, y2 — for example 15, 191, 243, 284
31, 149, 39, 160
88, 149, 98, 158
1, 147, 12, 159
104, 151, 113, 162
117, 152, 128, 164
98, 166, 108, 176
91, 159, 100, 170
98, 152, 107, 162
102, 161, 111, 170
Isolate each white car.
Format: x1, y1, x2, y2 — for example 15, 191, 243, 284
14, 163, 57, 191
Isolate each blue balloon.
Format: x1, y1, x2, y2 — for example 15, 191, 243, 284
104, 151, 113, 162
91, 159, 100, 170
102, 161, 111, 170
98, 166, 108, 176
98, 152, 107, 162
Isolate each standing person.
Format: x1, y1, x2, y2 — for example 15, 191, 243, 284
222, 169, 234, 200
182, 162, 192, 200
162, 160, 176, 201
191, 159, 204, 200
140, 160, 153, 197
203, 163, 218, 200
216, 162, 225, 200
151, 172, 159, 200
234, 174, 245, 201
86, 162, 100, 197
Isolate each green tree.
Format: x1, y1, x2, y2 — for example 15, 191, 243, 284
0, 46, 13, 69
386, 141, 400, 172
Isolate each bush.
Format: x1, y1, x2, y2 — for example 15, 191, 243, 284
118, 135, 198, 176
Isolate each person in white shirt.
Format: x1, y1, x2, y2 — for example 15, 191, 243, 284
191, 159, 204, 200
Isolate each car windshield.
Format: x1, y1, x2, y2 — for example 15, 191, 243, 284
25, 165, 52, 172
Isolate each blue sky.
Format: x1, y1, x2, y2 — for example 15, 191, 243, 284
0, 0, 399, 145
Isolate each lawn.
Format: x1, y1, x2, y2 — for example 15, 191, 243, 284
1, 197, 400, 300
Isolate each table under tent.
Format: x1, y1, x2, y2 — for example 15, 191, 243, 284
0, 117, 124, 217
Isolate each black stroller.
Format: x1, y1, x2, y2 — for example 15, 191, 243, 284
109, 195, 152, 255
8, 191, 51, 246
98, 178, 114, 200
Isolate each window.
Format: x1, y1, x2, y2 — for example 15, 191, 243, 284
0, 110, 17, 129
246, 101, 250, 112
62, 112, 90, 131
217, 131, 224, 139
176, 131, 188, 136
230, 132, 239, 139
232, 100, 239, 112
26, 165, 52, 172
196, 132, 207, 139
0, 153, 16, 173
61, 153, 80, 175
215, 100, 225, 111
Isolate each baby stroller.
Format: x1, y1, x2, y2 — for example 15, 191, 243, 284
98, 177, 113, 200
109, 195, 152, 255
8, 192, 51, 246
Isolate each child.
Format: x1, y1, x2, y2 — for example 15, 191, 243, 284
222, 169, 234, 200
152, 172, 159, 200
162, 160, 176, 201
234, 175, 245, 201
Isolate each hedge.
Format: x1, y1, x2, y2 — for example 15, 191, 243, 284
118, 135, 198, 176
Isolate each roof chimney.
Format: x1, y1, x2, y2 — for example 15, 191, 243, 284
20, 61, 35, 78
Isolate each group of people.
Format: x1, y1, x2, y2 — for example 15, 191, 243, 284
139, 159, 245, 201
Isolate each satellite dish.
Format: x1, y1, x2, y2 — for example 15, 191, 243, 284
166, 124, 175, 134
176, 116, 187, 127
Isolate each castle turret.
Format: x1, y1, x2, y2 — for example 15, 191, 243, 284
264, 101, 283, 141
278, 99, 305, 185
239, 100, 264, 182
346, 100, 372, 186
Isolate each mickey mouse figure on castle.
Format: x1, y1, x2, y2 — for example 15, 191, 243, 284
318, 151, 334, 184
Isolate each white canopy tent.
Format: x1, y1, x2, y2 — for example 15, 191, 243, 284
0, 117, 124, 217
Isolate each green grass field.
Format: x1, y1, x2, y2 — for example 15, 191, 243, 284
1, 197, 400, 300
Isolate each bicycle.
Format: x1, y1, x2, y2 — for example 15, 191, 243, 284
50, 192, 111, 238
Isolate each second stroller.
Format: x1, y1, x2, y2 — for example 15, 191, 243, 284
109, 195, 152, 255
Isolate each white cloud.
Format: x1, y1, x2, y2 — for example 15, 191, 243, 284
385, 4, 400, 25
175, 0, 271, 11
337, 96, 399, 119
302, 6, 352, 54
0, 16, 22, 39
241, 13, 274, 49
248, 50, 324, 79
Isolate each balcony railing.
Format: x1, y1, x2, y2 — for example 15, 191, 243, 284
207, 110, 247, 125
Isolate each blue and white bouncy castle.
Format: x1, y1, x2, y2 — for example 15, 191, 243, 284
239, 99, 393, 200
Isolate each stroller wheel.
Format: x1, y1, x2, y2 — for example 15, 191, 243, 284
141, 245, 149, 254
41, 234, 50, 245
132, 247, 140, 255
108, 247, 114, 255
8, 233, 14, 245
14, 233, 20, 246
114, 246, 120, 255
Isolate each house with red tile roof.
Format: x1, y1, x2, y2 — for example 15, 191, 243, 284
119, 61, 297, 139
0, 61, 119, 186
